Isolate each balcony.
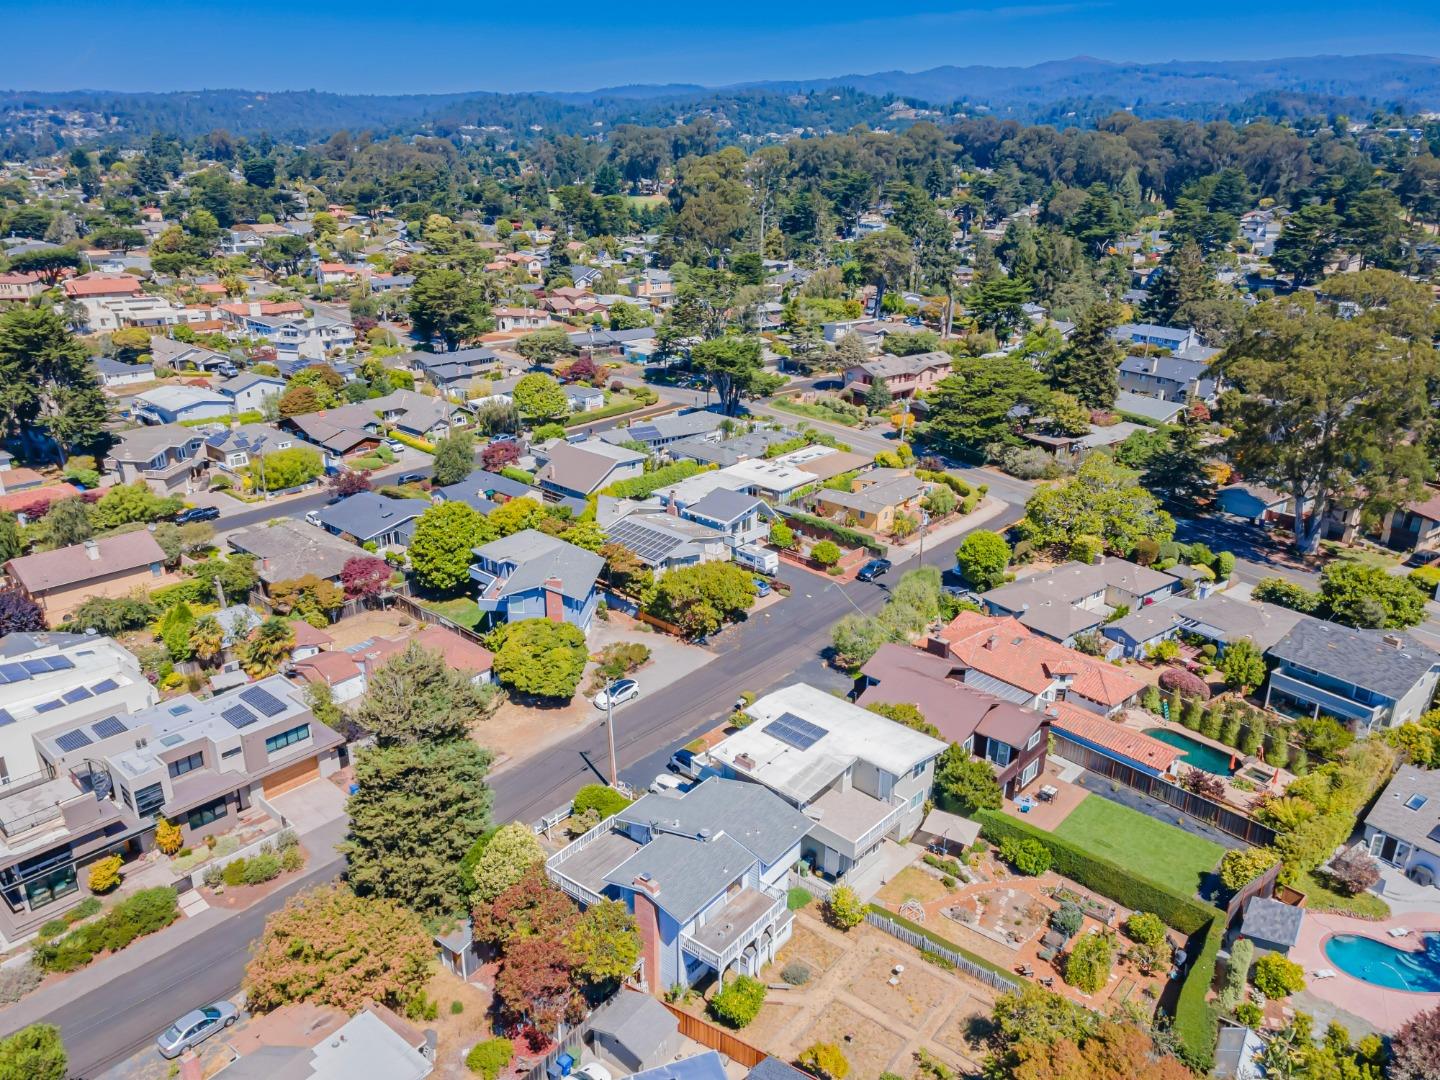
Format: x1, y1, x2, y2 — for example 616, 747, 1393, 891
545, 817, 640, 908
806, 786, 911, 861
0, 767, 90, 840
681, 885, 789, 973
467, 565, 507, 611
1267, 670, 1382, 726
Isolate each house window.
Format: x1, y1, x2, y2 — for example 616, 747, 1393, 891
961, 735, 974, 754
119, 785, 133, 811
168, 752, 203, 779
911, 762, 925, 779
1021, 759, 1040, 787
986, 741, 1014, 767
221, 746, 242, 760
1026, 731, 1043, 752
265, 724, 311, 754
187, 797, 229, 831
134, 783, 165, 818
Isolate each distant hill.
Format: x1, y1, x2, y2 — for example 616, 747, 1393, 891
4, 54, 1439, 147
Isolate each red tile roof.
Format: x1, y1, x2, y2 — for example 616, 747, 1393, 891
935, 611, 1142, 707
1048, 706, 1182, 773
63, 273, 142, 298
0, 484, 80, 515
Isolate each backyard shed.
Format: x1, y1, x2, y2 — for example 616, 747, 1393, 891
1238, 896, 1305, 955
916, 807, 981, 854
435, 918, 483, 981
588, 989, 682, 1072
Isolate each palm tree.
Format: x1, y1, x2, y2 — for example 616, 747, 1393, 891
239, 618, 295, 678
189, 615, 225, 669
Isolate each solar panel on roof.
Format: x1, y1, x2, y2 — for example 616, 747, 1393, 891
47, 655, 74, 671
0, 709, 14, 727
91, 716, 127, 739
91, 678, 118, 693
222, 704, 259, 729
54, 729, 93, 752
240, 685, 286, 717
0, 663, 30, 682
764, 712, 828, 751
20, 659, 50, 675
62, 686, 93, 704
35, 699, 63, 713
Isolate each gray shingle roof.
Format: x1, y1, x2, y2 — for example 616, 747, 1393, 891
618, 777, 810, 867
1239, 896, 1304, 948
1269, 619, 1440, 701
604, 831, 755, 924
587, 992, 678, 1058
683, 488, 764, 525
472, 529, 602, 600
1363, 764, 1440, 850
316, 492, 422, 542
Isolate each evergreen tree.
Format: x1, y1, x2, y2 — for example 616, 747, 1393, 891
1143, 423, 1217, 510
1048, 299, 1122, 410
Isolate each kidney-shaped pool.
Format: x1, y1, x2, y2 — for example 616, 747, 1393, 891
1323, 931, 1440, 992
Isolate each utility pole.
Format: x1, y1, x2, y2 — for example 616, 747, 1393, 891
601, 694, 619, 787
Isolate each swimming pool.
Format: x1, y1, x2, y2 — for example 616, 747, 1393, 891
1143, 727, 1238, 775
1324, 932, 1440, 992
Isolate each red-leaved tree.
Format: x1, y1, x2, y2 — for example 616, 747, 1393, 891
0, 591, 45, 634
562, 357, 600, 384
329, 469, 373, 498
1392, 1004, 1440, 1080
494, 934, 583, 1042
341, 556, 392, 601
482, 441, 521, 472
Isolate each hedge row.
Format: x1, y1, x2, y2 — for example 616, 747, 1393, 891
604, 460, 706, 499
915, 469, 973, 498
973, 809, 1222, 1065
780, 510, 886, 556
1172, 915, 1225, 1072
387, 430, 436, 454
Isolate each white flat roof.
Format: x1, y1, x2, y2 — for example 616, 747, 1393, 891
719, 458, 814, 493
710, 683, 947, 804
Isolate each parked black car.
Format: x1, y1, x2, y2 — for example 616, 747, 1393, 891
857, 558, 893, 582
174, 506, 220, 524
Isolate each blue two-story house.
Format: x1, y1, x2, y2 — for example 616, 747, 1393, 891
469, 528, 603, 632
1264, 617, 1440, 732
546, 778, 810, 992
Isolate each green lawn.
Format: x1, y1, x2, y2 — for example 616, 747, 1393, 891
1293, 869, 1391, 920
419, 597, 486, 631
1052, 795, 1225, 897
770, 398, 861, 427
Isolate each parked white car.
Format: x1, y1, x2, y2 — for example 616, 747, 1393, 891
649, 773, 685, 795
592, 679, 639, 710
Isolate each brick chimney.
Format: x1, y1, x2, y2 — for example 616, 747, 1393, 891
632, 876, 663, 996
543, 576, 565, 622
984, 634, 998, 651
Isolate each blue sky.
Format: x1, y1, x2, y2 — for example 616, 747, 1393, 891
8, 0, 1440, 94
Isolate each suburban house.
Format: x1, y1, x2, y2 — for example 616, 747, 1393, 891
491, 307, 553, 333
0, 667, 340, 941
1172, 593, 1306, 654
1116, 351, 1221, 403
930, 611, 1144, 720
1380, 489, 1440, 554
432, 469, 534, 514
600, 508, 731, 577
599, 411, 727, 454
314, 492, 423, 551
228, 520, 366, 597
1216, 483, 1291, 523
234, 314, 355, 362
469, 529, 603, 631
1263, 619, 1440, 731
5, 532, 173, 621
132, 385, 232, 425
215, 372, 287, 414
62, 273, 144, 331
536, 440, 646, 501
980, 558, 1180, 648
565, 385, 606, 413
148, 336, 234, 374
292, 626, 493, 704
1111, 322, 1201, 353
857, 643, 1050, 798
811, 469, 927, 534
712, 458, 815, 504
840, 351, 952, 401
406, 348, 499, 399
586, 992, 684, 1074
1360, 765, 1440, 882
678, 489, 773, 549
547, 778, 810, 991
93, 356, 154, 388
280, 412, 383, 464
195, 1002, 433, 1080
201, 423, 296, 476
702, 683, 947, 883
1115, 390, 1186, 425
667, 430, 794, 468
0, 272, 45, 305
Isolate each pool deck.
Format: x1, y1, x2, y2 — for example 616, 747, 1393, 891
1288, 908, 1440, 1032
1117, 708, 1295, 810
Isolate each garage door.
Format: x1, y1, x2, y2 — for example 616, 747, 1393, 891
263, 756, 319, 797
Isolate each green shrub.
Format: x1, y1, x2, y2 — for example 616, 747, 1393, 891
243, 852, 282, 885
810, 540, 841, 567
450, 1000, 464, 1015
780, 511, 886, 556
1252, 953, 1305, 999
71, 897, 102, 920
1064, 931, 1114, 993
825, 885, 866, 929
281, 846, 303, 872
1217, 937, 1254, 1013
605, 461, 703, 499
1050, 902, 1083, 938
998, 835, 1051, 876
33, 887, 178, 973
466, 1037, 514, 1080
572, 784, 632, 820
1125, 912, 1167, 947
709, 974, 766, 1029
1409, 565, 1440, 593
781, 961, 811, 985
222, 859, 249, 887
37, 918, 70, 940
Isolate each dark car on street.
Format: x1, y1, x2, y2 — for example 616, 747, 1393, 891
857, 558, 892, 582
174, 506, 220, 524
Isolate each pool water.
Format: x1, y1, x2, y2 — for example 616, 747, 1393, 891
1143, 727, 1238, 775
1324, 932, 1440, 992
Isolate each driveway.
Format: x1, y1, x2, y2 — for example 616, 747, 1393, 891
267, 778, 348, 834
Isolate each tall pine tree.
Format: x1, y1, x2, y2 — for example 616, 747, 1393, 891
1048, 298, 1122, 410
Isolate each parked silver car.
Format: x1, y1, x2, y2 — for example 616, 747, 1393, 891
156, 1000, 238, 1058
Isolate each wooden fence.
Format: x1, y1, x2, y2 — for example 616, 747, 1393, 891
864, 912, 1022, 994
661, 1003, 767, 1067
1226, 858, 1283, 922
390, 593, 492, 647
1052, 734, 1277, 847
